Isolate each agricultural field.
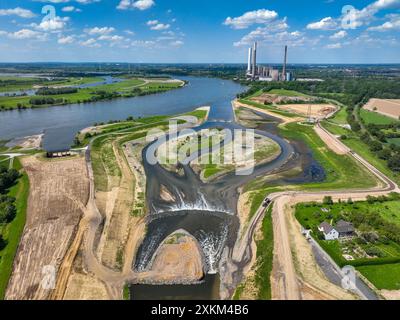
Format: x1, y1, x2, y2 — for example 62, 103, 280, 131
363, 98, 400, 120
295, 195, 400, 291
6, 155, 89, 300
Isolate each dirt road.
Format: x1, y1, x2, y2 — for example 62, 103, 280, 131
234, 102, 399, 300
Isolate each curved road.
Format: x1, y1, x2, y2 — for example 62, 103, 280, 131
232, 111, 399, 300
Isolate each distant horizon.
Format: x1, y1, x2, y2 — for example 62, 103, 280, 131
1, 61, 400, 66
0, 0, 399, 63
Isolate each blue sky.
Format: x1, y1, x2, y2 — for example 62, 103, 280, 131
0, 0, 399, 63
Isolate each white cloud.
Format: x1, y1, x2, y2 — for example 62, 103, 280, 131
325, 42, 342, 49
80, 38, 101, 47
330, 30, 347, 39
170, 40, 183, 47
131, 40, 156, 47
0, 7, 36, 18
147, 20, 159, 25
148, 21, 170, 30
58, 35, 74, 44
32, 16, 69, 32
8, 29, 44, 40
62, 6, 81, 12
368, 14, 400, 31
84, 26, 115, 35
117, 0, 155, 11
307, 17, 337, 30
224, 9, 278, 29
98, 35, 124, 42
124, 29, 135, 35
233, 18, 289, 46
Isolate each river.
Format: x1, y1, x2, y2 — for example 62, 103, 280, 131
0, 76, 244, 150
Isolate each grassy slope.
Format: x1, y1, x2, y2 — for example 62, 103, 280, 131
0, 158, 29, 299
233, 206, 274, 300
276, 122, 376, 191
360, 109, 398, 125
268, 89, 308, 97
238, 99, 297, 118
357, 263, 400, 290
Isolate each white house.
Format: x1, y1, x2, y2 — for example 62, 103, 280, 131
318, 222, 339, 240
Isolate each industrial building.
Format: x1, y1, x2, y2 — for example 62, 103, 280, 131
246, 42, 293, 82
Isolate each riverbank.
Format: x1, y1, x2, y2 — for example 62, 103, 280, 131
0, 77, 184, 111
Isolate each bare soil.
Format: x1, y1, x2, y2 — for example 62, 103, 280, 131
6, 155, 89, 300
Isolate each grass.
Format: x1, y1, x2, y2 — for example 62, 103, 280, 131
254, 206, 274, 299
321, 121, 350, 136
329, 107, 348, 125
0, 77, 182, 110
123, 283, 131, 300
238, 99, 298, 118
267, 89, 308, 97
279, 122, 377, 190
91, 136, 121, 192
360, 109, 398, 125
0, 157, 29, 299
357, 264, 400, 290
388, 138, 400, 147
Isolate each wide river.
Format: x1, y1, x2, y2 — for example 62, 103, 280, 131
0, 76, 246, 150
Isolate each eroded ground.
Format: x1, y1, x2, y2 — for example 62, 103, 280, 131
6, 155, 89, 300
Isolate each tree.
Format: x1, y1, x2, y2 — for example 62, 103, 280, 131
0, 234, 6, 250
377, 148, 392, 160
323, 196, 334, 205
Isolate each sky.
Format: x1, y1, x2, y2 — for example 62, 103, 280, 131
0, 0, 399, 63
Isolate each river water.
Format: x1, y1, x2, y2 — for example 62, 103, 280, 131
0, 76, 244, 150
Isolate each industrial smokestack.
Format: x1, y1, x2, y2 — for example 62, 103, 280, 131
252, 42, 257, 78
282, 45, 288, 81
247, 47, 252, 73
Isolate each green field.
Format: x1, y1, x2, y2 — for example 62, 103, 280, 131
388, 138, 400, 147
329, 107, 348, 125
267, 89, 308, 97
321, 121, 350, 136
357, 263, 400, 290
360, 109, 398, 125
321, 121, 400, 186
0, 78, 182, 110
0, 158, 29, 299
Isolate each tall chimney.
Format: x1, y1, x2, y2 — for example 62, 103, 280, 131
282, 45, 288, 81
252, 42, 257, 78
247, 47, 252, 73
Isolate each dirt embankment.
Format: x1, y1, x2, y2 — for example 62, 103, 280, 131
139, 231, 204, 284
6, 155, 89, 300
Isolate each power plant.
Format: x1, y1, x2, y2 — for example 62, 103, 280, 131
246, 42, 293, 82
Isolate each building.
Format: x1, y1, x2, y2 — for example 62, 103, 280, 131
245, 43, 294, 82
335, 220, 355, 238
318, 222, 339, 240
318, 220, 355, 240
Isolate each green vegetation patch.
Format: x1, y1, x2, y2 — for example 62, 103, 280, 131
0, 158, 29, 299
254, 207, 274, 299
360, 109, 398, 125
357, 263, 400, 290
